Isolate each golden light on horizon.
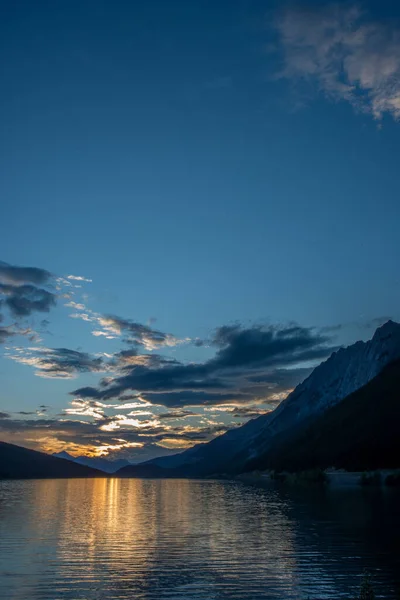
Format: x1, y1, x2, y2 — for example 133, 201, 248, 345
15, 434, 145, 458
155, 437, 197, 450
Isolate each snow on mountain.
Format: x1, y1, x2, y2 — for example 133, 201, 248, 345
258, 320, 400, 432
239, 320, 400, 466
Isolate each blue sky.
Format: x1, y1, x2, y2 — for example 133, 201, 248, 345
1, 0, 400, 460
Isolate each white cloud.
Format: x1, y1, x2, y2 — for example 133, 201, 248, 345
64, 399, 105, 419
275, 4, 400, 120
65, 301, 86, 310
67, 275, 92, 282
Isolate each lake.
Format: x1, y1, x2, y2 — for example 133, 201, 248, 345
0, 478, 399, 599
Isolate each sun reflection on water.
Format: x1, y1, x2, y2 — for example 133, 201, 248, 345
0, 479, 399, 599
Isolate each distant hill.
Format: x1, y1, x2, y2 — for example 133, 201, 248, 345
121, 320, 400, 477
53, 451, 131, 473
0, 441, 104, 479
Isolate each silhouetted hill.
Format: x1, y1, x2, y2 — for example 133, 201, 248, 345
53, 451, 131, 473
0, 441, 104, 479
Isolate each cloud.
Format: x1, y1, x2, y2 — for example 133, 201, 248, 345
0, 413, 149, 457
97, 315, 184, 350
67, 275, 92, 282
64, 399, 106, 419
0, 326, 14, 343
209, 323, 332, 369
0, 261, 52, 286
141, 391, 253, 408
275, 4, 400, 120
158, 410, 197, 419
229, 406, 273, 419
0, 283, 56, 317
7, 346, 109, 379
73, 323, 336, 406
0, 411, 236, 459
65, 306, 183, 349
65, 301, 86, 310
0, 261, 57, 328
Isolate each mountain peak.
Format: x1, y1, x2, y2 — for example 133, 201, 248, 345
373, 319, 399, 339
53, 451, 74, 460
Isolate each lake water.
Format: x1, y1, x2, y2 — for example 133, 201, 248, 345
0, 478, 399, 599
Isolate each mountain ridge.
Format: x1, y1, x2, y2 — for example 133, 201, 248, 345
52, 451, 131, 473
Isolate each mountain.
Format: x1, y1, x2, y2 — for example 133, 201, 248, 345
0, 441, 103, 479
124, 320, 400, 477
244, 358, 400, 472
52, 451, 131, 473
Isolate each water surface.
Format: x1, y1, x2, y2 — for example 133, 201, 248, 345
0, 478, 399, 599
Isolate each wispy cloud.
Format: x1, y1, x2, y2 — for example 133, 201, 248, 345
96, 315, 186, 350
64, 304, 185, 348
275, 3, 400, 120
7, 346, 109, 379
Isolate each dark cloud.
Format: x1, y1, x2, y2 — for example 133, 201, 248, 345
0, 261, 57, 327
209, 324, 332, 370
0, 326, 13, 343
73, 369, 226, 400
245, 367, 314, 389
158, 410, 197, 419
73, 324, 337, 407
230, 407, 273, 419
10, 347, 108, 378
0, 283, 56, 317
0, 261, 52, 286
142, 390, 253, 408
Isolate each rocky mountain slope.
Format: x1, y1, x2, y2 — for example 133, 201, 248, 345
245, 358, 400, 472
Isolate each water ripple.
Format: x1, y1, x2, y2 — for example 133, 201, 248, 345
0, 478, 399, 599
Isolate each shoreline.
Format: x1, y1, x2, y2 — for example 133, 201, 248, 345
234, 468, 400, 488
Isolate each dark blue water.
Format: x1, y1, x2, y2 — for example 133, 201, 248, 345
0, 478, 399, 599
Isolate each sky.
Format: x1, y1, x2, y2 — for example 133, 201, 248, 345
1, 0, 400, 462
